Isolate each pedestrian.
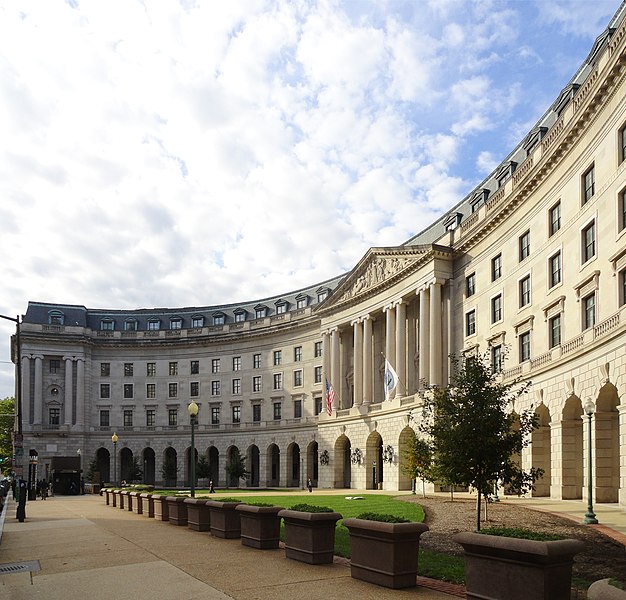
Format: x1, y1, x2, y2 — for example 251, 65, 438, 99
80, 477, 85, 495
307, 478, 313, 493
209, 480, 215, 493
41, 480, 48, 500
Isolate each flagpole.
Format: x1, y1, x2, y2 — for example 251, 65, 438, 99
380, 352, 407, 399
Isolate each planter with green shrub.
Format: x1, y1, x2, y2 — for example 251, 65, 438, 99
236, 502, 284, 549
166, 496, 188, 526
206, 498, 243, 538
140, 493, 154, 518
184, 498, 211, 532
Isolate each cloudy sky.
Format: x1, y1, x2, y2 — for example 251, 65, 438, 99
0, 0, 621, 398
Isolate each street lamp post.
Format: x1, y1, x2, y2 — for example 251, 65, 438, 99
111, 433, 118, 487
77, 449, 82, 494
188, 401, 198, 498
583, 398, 598, 525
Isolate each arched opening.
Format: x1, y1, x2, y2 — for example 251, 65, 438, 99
532, 404, 551, 497
287, 442, 301, 487
208, 446, 219, 486
307, 440, 319, 486
561, 396, 583, 499
398, 427, 416, 491
96, 447, 110, 484
162, 447, 178, 487
366, 431, 383, 490
120, 447, 133, 484
226, 445, 242, 488
334, 435, 351, 489
267, 444, 280, 487
246, 445, 260, 487
142, 448, 155, 485
595, 384, 620, 503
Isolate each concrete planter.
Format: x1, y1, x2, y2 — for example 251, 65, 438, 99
184, 498, 211, 531
111, 490, 118, 508
140, 493, 154, 518
206, 500, 243, 538
588, 579, 626, 599
278, 509, 342, 564
454, 532, 585, 600
103, 489, 111, 505
131, 492, 143, 515
124, 491, 133, 512
236, 504, 284, 549
343, 518, 429, 589
166, 496, 188, 526
117, 490, 125, 510
153, 495, 170, 521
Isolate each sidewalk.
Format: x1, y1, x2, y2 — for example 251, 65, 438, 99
0, 494, 461, 600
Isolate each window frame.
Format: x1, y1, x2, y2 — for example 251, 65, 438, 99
582, 164, 595, 204
549, 251, 562, 288
491, 294, 503, 324
519, 331, 531, 363
466, 273, 476, 297
549, 314, 562, 349
582, 221, 596, 263
519, 230, 531, 262
519, 275, 531, 308
549, 201, 561, 237
465, 310, 476, 336
491, 254, 502, 281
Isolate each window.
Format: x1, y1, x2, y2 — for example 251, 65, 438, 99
491, 294, 503, 323
147, 362, 156, 377
582, 222, 596, 263
294, 370, 303, 387
232, 379, 241, 395
294, 346, 302, 362
620, 188, 626, 232
314, 342, 322, 358
232, 356, 241, 371
253, 354, 261, 369
273, 373, 283, 390
519, 231, 530, 261
146, 409, 156, 427
123, 410, 133, 427
314, 366, 322, 384
168, 409, 178, 426
549, 314, 561, 348
491, 254, 502, 281
124, 362, 134, 377
170, 318, 182, 330
232, 405, 241, 423
273, 402, 282, 420
100, 362, 110, 377
549, 202, 561, 236
48, 311, 64, 325
168, 382, 178, 398
317, 290, 328, 302
465, 310, 476, 336
191, 316, 204, 328
235, 311, 246, 322
146, 383, 156, 399
297, 297, 307, 309
190, 360, 199, 375
211, 358, 220, 373
100, 384, 110, 399
273, 350, 282, 366
148, 320, 160, 330
213, 314, 225, 326
583, 293, 596, 330
315, 397, 323, 415
49, 359, 60, 374
190, 382, 199, 397
294, 399, 302, 419
620, 123, 626, 163
169, 362, 178, 376
621, 269, 626, 306
519, 332, 531, 362
49, 407, 60, 425
253, 404, 261, 422
519, 276, 531, 307
211, 406, 220, 425
549, 252, 562, 288
123, 384, 133, 399
125, 320, 137, 331
99, 410, 109, 427
583, 165, 595, 204
466, 273, 476, 297
253, 376, 261, 393
100, 319, 114, 330
276, 303, 286, 314
255, 307, 267, 319
211, 381, 221, 396
491, 345, 503, 373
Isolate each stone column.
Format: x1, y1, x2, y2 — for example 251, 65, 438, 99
419, 288, 430, 387
322, 330, 330, 402
362, 315, 373, 405
395, 301, 406, 397
331, 328, 341, 408
64, 357, 73, 426
429, 280, 443, 387
385, 304, 396, 368
33, 355, 43, 425
618, 403, 626, 507
21, 356, 31, 424
352, 318, 363, 406
549, 420, 563, 499
76, 358, 85, 427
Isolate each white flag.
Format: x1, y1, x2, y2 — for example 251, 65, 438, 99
384, 359, 399, 401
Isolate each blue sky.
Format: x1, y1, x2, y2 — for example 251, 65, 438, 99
0, 0, 621, 398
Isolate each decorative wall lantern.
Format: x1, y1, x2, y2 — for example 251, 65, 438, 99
319, 450, 330, 466
382, 445, 394, 464
350, 448, 363, 465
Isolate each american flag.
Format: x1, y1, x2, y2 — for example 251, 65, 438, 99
325, 379, 335, 416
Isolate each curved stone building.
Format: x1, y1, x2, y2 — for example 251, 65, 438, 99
13, 4, 626, 507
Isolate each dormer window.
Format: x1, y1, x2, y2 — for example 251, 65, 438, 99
255, 305, 268, 319
170, 318, 183, 330
48, 311, 65, 325
495, 161, 517, 189
147, 319, 160, 331
275, 300, 287, 314
234, 310, 246, 323
316, 288, 330, 303
124, 319, 137, 331
213, 313, 225, 326
522, 127, 547, 156
100, 319, 114, 331
296, 295, 308, 309
470, 190, 489, 213
191, 315, 204, 328
444, 213, 462, 231
554, 83, 580, 117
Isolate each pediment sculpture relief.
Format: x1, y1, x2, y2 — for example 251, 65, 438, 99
340, 256, 414, 301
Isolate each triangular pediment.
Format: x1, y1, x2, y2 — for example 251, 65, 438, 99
316, 245, 450, 313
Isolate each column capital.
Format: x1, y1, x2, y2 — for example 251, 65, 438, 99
63, 355, 75, 362
430, 277, 447, 287
32, 354, 44, 361
351, 317, 362, 326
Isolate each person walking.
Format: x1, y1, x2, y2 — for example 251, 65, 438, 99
307, 478, 313, 493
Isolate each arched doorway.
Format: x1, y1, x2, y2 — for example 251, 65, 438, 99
96, 447, 110, 484
267, 444, 280, 487
595, 384, 620, 503
226, 445, 242, 487
398, 427, 416, 491
247, 445, 260, 487
287, 442, 300, 487
307, 440, 318, 486
366, 432, 383, 490
532, 404, 551, 497
120, 447, 133, 484
162, 447, 177, 487
334, 435, 351, 488
208, 446, 219, 486
561, 396, 583, 499
142, 448, 155, 485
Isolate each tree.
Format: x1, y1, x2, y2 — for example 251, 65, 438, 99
420, 353, 542, 531
127, 455, 143, 482
403, 435, 432, 498
85, 459, 98, 483
225, 448, 249, 486
196, 454, 211, 480
0, 397, 15, 476
161, 454, 178, 483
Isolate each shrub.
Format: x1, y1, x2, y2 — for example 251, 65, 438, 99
210, 497, 241, 503
479, 527, 564, 541
354, 512, 411, 523
290, 503, 334, 513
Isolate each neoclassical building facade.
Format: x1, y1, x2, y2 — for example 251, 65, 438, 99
12, 5, 626, 507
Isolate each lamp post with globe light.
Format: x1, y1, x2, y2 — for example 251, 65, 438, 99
583, 399, 598, 525
111, 433, 118, 487
188, 401, 198, 497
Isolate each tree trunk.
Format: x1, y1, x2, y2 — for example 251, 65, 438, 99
476, 489, 481, 531
484, 494, 488, 522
